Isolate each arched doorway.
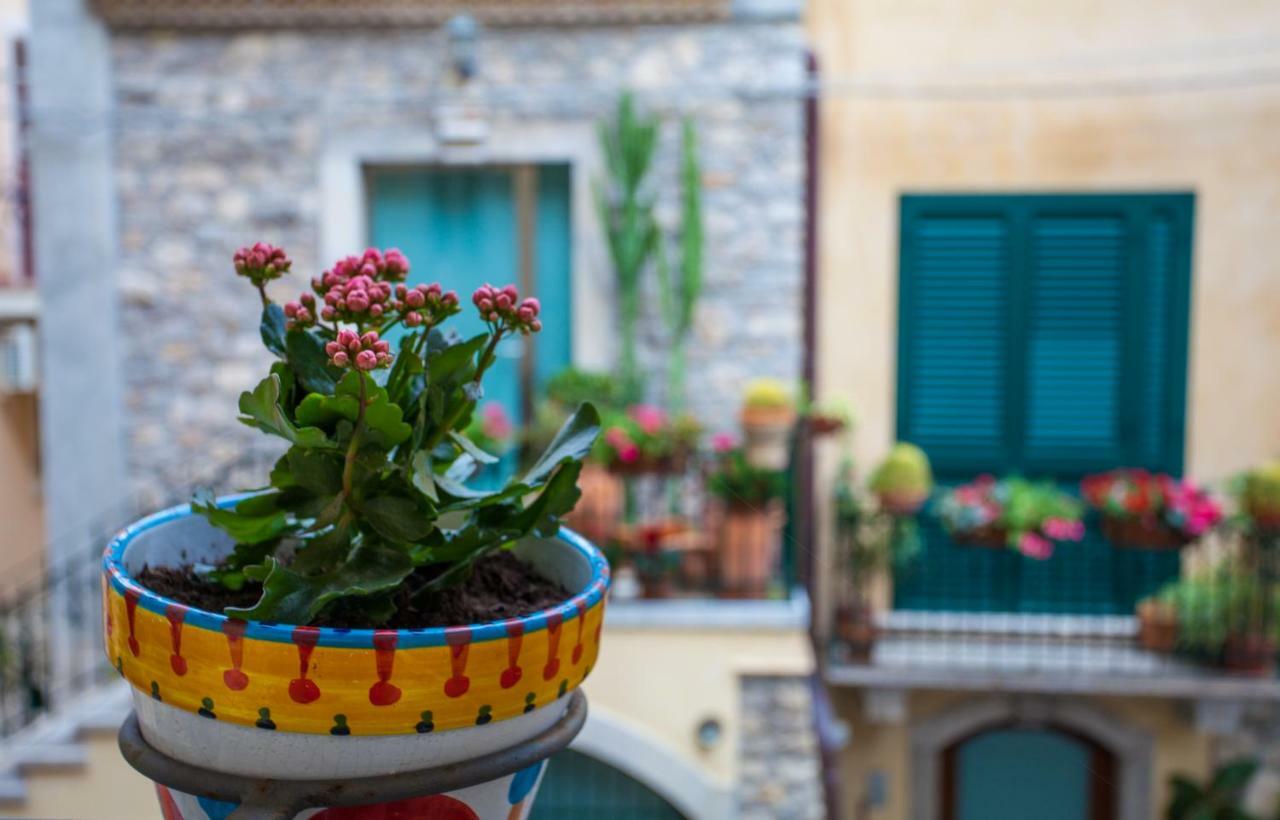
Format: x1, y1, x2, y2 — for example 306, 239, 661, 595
531, 750, 688, 819
941, 725, 1117, 820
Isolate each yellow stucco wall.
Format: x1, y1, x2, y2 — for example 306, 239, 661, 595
806, 0, 1280, 642
0, 731, 159, 820
832, 689, 1212, 820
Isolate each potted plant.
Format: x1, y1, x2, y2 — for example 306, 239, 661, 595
1168, 758, 1264, 820
833, 461, 922, 662
102, 245, 608, 817
937, 476, 1085, 559
1135, 595, 1180, 653
1238, 460, 1280, 535
1168, 573, 1278, 675
868, 443, 933, 516
805, 396, 853, 438
706, 440, 787, 598
739, 378, 795, 470
595, 404, 700, 476
1082, 469, 1222, 550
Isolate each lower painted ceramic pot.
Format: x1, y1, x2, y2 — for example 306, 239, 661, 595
152, 761, 547, 820
102, 499, 610, 818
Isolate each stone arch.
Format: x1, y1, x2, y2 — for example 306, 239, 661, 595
909, 695, 1153, 820
569, 705, 735, 820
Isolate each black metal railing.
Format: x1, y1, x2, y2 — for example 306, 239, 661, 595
0, 451, 279, 740
832, 517, 1280, 683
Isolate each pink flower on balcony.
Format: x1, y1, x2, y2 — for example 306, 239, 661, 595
1019, 532, 1054, 560
710, 432, 738, 454
481, 403, 513, 442
618, 443, 641, 464
628, 404, 667, 436
1042, 518, 1085, 542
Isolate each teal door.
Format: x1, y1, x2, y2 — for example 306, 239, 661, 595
949, 729, 1111, 820
367, 165, 572, 474
531, 750, 686, 819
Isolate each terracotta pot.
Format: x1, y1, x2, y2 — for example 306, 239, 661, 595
835, 605, 877, 663
1222, 633, 1276, 677
876, 489, 928, 517
564, 464, 624, 546
951, 525, 1008, 550
1102, 516, 1189, 551
1245, 502, 1280, 535
103, 499, 611, 819
715, 501, 784, 598
740, 406, 794, 471
1136, 600, 1179, 653
807, 414, 846, 437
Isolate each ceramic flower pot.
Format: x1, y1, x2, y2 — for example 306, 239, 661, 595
740, 406, 794, 471
715, 501, 784, 598
1136, 600, 1179, 653
102, 501, 610, 819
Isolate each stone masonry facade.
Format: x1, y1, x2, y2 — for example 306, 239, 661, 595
740, 675, 826, 820
108, 22, 808, 504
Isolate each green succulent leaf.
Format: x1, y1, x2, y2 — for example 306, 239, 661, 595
285, 328, 342, 396
287, 447, 344, 495
289, 524, 353, 575
227, 540, 415, 624
520, 403, 600, 486
238, 374, 334, 449
363, 495, 436, 542
296, 372, 412, 449
427, 333, 487, 386
449, 430, 499, 464
260, 303, 288, 357
193, 489, 289, 545
410, 451, 439, 504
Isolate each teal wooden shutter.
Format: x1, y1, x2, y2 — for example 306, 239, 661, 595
895, 194, 1194, 614
897, 208, 1013, 478
531, 750, 686, 819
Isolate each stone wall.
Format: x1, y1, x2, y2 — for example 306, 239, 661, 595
108, 22, 807, 500
740, 675, 825, 820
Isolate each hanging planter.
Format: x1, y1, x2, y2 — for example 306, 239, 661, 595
101, 244, 610, 819
1082, 470, 1222, 551
938, 476, 1084, 559
868, 443, 933, 517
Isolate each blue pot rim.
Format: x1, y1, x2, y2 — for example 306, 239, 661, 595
103, 497, 611, 650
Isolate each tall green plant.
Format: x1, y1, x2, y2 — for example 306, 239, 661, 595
657, 118, 704, 412
595, 92, 660, 402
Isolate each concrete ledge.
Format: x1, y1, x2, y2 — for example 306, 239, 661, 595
826, 662, 1280, 702
606, 589, 810, 631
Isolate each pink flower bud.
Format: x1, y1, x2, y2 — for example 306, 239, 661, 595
295, 308, 312, 323
377, 352, 393, 366
360, 331, 379, 347
517, 306, 535, 322
426, 283, 442, 297
442, 291, 458, 306
405, 311, 423, 327
478, 298, 493, 312
520, 297, 540, 315
331, 351, 349, 367
502, 284, 519, 301
373, 340, 390, 354
300, 293, 315, 307
355, 350, 378, 371
347, 293, 370, 312
395, 284, 408, 299
337, 329, 359, 347
530, 319, 542, 332
369, 304, 384, 317
404, 290, 424, 308
321, 306, 336, 321
495, 293, 513, 310
283, 302, 299, 318
325, 341, 343, 357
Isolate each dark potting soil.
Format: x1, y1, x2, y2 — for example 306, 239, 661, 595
135, 551, 570, 629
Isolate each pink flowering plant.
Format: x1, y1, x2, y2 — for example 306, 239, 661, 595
593, 404, 700, 469
1081, 469, 1223, 542
195, 243, 599, 625
937, 476, 1084, 560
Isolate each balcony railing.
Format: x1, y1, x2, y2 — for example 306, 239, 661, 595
829, 510, 1280, 694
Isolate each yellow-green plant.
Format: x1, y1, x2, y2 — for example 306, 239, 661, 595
869, 443, 933, 496
657, 118, 703, 412
743, 378, 792, 411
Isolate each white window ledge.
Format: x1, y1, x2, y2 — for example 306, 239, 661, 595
605, 588, 810, 631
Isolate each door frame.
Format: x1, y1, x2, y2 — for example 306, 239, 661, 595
909, 695, 1152, 820
318, 122, 612, 372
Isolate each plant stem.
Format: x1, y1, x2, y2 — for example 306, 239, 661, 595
422, 327, 506, 452
256, 283, 270, 307
342, 373, 369, 505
